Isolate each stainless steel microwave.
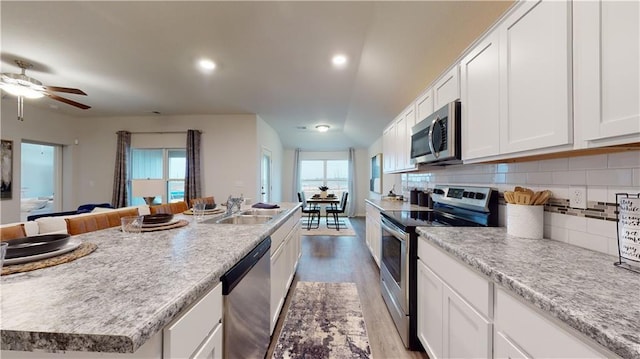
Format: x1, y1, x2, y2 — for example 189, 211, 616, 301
410, 100, 461, 165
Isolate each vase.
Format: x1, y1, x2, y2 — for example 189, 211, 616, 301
320, 190, 327, 199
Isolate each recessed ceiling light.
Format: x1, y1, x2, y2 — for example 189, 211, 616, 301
332, 54, 347, 67
316, 124, 330, 132
198, 59, 216, 71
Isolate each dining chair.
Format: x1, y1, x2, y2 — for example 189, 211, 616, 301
326, 192, 348, 230
298, 192, 320, 230
189, 196, 215, 208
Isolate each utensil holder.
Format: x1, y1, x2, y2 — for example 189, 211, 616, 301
507, 204, 543, 239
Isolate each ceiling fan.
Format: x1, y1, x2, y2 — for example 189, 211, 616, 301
0, 60, 91, 121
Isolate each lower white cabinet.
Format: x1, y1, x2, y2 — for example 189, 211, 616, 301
191, 323, 223, 359
365, 203, 381, 267
494, 288, 607, 359
494, 331, 530, 359
270, 208, 302, 334
417, 237, 492, 359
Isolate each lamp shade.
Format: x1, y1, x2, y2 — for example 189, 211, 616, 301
132, 179, 165, 204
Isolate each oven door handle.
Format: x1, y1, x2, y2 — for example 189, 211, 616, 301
381, 217, 409, 242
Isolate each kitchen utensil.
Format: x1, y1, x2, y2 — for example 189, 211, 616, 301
504, 191, 515, 204
534, 190, 551, 205
515, 192, 531, 205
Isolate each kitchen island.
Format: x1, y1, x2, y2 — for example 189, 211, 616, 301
416, 226, 640, 359
0, 203, 301, 356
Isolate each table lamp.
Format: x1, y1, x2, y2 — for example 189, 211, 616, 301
132, 179, 165, 205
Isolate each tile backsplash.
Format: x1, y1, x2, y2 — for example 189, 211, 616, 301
403, 150, 640, 257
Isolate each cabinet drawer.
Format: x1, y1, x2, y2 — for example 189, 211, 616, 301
418, 236, 492, 318
163, 283, 222, 359
271, 212, 295, 252
495, 288, 606, 358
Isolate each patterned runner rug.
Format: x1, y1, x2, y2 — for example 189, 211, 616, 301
272, 282, 371, 359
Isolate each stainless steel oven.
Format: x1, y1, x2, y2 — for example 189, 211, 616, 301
380, 215, 414, 349
379, 185, 498, 351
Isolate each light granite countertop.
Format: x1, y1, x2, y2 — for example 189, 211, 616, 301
0, 203, 301, 354
365, 198, 430, 211
416, 226, 640, 359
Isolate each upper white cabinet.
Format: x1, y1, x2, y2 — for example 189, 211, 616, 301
574, 0, 640, 147
461, 0, 573, 161
499, 0, 572, 154
460, 30, 501, 160
416, 88, 434, 124
433, 66, 460, 110
383, 103, 417, 173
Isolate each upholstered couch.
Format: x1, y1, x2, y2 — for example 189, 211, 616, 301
26, 203, 115, 221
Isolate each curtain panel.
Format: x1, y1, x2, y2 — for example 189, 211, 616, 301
347, 147, 356, 217
111, 131, 131, 208
292, 148, 301, 202
184, 129, 202, 204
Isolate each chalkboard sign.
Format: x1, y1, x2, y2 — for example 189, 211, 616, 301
615, 193, 640, 273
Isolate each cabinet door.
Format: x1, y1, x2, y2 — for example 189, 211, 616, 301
442, 284, 492, 359
499, 0, 572, 154
416, 89, 434, 123
395, 115, 408, 171
270, 241, 287, 333
460, 30, 501, 160
403, 105, 417, 170
417, 260, 443, 359
383, 124, 396, 173
192, 323, 223, 359
574, 0, 640, 145
434, 66, 460, 109
494, 331, 531, 359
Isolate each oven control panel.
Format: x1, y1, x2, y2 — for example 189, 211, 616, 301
431, 185, 494, 212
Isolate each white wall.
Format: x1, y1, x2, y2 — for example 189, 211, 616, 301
1, 101, 80, 223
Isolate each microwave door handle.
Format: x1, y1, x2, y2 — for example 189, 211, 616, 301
428, 116, 440, 159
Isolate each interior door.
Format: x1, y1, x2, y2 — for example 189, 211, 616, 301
261, 148, 272, 203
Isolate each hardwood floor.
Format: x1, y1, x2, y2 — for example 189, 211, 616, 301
266, 217, 428, 359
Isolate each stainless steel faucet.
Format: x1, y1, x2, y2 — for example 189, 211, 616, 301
226, 194, 244, 216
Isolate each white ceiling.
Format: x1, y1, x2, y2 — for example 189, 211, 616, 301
1, 1, 512, 151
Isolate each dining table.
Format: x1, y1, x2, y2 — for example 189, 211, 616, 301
306, 195, 340, 209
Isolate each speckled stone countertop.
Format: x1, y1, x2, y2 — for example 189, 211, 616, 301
416, 226, 640, 359
0, 203, 301, 354
365, 198, 429, 211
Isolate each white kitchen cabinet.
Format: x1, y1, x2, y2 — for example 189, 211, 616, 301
417, 236, 492, 359
382, 123, 396, 173
395, 114, 408, 171
365, 202, 381, 267
494, 287, 607, 359
434, 66, 460, 110
164, 283, 223, 359
574, 0, 640, 147
417, 259, 443, 359
498, 0, 572, 154
270, 208, 302, 334
191, 323, 223, 359
416, 88, 434, 124
494, 331, 530, 359
460, 30, 501, 160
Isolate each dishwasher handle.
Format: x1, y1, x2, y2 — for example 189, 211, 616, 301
221, 236, 271, 295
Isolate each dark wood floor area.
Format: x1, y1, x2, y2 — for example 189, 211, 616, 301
267, 217, 428, 359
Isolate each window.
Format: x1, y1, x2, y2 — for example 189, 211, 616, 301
300, 160, 348, 198
131, 148, 186, 205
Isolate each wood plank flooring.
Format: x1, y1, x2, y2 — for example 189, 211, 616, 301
267, 217, 428, 359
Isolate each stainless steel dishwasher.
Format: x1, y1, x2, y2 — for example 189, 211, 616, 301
221, 236, 271, 359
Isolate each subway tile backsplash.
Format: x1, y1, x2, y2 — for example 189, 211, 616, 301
403, 150, 640, 257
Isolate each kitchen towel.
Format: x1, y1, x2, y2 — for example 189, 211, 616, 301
252, 202, 280, 209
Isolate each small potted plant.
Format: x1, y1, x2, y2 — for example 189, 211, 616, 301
318, 185, 329, 198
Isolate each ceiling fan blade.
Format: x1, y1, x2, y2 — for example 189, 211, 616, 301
44, 86, 87, 95
43, 93, 91, 109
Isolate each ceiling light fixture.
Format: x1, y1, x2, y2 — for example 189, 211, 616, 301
332, 54, 347, 67
316, 124, 330, 132
198, 59, 216, 71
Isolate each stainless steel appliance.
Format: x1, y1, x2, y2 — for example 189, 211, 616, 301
380, 185, 497, 350
221, 236, 271, 359
410, 100, 461, 165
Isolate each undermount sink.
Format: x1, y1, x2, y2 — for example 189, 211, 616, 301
240, 208, 285, 216
215, 214, 273, 225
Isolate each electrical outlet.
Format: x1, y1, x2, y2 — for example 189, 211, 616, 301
570, 186, 587, 209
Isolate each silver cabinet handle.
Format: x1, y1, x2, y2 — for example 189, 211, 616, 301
428, 115, 440, 159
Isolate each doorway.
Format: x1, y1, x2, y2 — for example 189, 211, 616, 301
20, 142, 61, 221
261, 148, 272, 203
